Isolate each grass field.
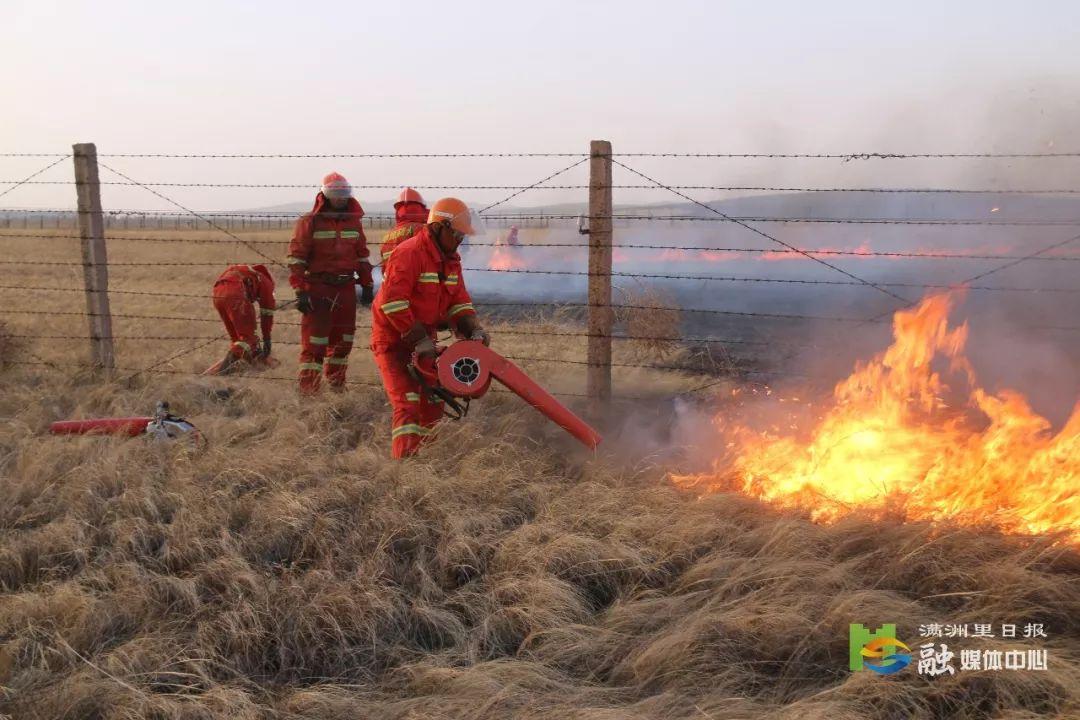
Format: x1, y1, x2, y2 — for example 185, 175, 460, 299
0, 228, 1077, 719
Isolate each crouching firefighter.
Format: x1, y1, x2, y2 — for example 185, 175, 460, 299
371, 197, 490, 458
287, 172, 374, 394
209, 263, 276, 374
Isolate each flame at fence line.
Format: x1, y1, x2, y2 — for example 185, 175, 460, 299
648, 241, 1080, 264
672, 292, 1080, 541
760, 241, 875, 261
487, 243, 528, 271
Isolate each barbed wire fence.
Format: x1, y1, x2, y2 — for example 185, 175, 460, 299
1, 141, 1079, 408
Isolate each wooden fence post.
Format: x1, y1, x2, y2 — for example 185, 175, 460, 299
586, 140, 613, 412
73, 143, 115, 370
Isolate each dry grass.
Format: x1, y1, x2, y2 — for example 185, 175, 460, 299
615, 282, 683, 360
0, 320, 21, 370
0, 229, 1078, 719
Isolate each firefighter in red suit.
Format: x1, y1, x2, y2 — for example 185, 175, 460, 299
210, 263, 276, 374
379, 187, 428, 276
370, 197, 490, 458
287, 172, 374, 394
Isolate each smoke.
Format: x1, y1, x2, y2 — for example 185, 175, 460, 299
589, 395, 735, 475
613, 296, 1078, 485
963, 299, 1080, 426
465, 80, 1080, 424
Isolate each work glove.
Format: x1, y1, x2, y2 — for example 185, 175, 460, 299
360, 285, 374, 307
403, 322, 437, 361
295, 291, 314, 314
414, 335, 437, 361
457, 315, 491, 347
471, 326, 491, 346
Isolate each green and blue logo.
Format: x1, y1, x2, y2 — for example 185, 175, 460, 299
850, 623, 912, 675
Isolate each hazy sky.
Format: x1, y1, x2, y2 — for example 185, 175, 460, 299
3, 0, 1079, 210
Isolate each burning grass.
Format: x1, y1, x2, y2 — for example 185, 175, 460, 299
674, 293, 1080, 542
1, 369, 1078, 719
0, 230, 1078, 718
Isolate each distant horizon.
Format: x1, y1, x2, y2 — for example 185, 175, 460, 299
4, 0, 1080, 212
6, 189, 1080, 220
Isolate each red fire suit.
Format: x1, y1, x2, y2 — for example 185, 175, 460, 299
379, 202, 428, 276
212, 264, 276, 360
371, 226, 477, 457
287, 193, 373, 393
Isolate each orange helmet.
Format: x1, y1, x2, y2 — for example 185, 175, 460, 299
428, 197, 485, 236
395, 187, 425, 208
321, 172, 352, 200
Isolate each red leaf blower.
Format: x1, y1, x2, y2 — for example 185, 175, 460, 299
410, 340, 602, 450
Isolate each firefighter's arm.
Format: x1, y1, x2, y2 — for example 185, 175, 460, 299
258, 276, 276, 340
355, 228, 374, 288
447, 271, 488, 345
447, 269, 477, 334
455, 313, 489, 346
287, 217, 312, 291
378, 246, 417, 335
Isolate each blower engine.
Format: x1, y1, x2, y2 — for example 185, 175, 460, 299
410, 340, 602, 449
49, 401, 200, 442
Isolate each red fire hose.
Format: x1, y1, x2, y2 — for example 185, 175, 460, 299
50, 417, 153, 436
48, 402, 200, 441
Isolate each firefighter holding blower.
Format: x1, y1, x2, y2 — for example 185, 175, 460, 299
371, 197, 490, 458
379, 187, 428, 275
208, 263, 277, 374
287, 172, 374, 394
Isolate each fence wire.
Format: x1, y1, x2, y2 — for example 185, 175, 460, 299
5, 150, 1080, 159
9, 209, 1080, 229
11, 180, 1080, 194
2, 146, 1078, 404
5, 232, 1080, 262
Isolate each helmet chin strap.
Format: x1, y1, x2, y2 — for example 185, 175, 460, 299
432, 222, 460, 256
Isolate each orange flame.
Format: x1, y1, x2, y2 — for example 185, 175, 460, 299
650, 242, 1080, 264
761, 241, 875, 261
673, 293, 1080, 541
488, 244, 528, 271
656, 248, 741, 263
